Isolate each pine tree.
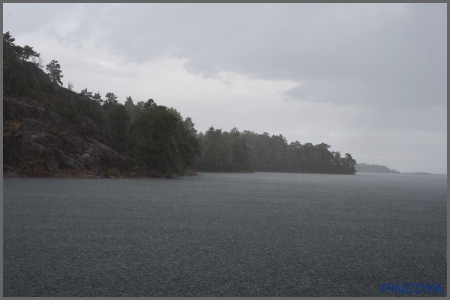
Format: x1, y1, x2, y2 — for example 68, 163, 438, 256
46, 60, 63, 86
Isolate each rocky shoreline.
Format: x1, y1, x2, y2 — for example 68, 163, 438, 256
3, 165, 198, 179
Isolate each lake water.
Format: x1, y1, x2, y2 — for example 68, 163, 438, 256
3, 172, 447, 296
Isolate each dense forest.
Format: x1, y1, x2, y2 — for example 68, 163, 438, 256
194, 128, 357, 174
3, 32, 357, 177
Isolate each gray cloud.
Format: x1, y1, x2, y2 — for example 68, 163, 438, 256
73, 3, 445, 109
3, 4, 68, 35
5, 4, 445, 92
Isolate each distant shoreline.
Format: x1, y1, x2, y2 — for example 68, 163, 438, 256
356, 171, 444, 175
4, 168, 445, 179
354, 163, 443, 175
401, 172, 433, 175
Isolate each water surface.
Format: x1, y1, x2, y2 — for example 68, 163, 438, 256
3, 172, 447, 296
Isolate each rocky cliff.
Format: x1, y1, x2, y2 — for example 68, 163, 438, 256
3, 60, 148, 178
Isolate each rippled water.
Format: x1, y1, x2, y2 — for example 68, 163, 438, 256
3, 172, 447, 296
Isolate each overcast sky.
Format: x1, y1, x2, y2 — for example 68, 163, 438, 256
3, 3, 447, 174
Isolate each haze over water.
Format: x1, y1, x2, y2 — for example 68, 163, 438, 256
3, 172, 447, 296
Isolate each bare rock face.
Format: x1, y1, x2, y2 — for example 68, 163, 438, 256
3, 94, 133, 178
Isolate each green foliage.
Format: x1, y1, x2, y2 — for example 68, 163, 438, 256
3, 31, 40, 61
108, 104, 130, 153
75, 97, 107, 127
3, 33, 48, 96
105, 92, 118, 102
5, 70, 28, 95
46, 60, 63, 86
124, 96, 134, 115
183, 117, 197, 136
3, 33, 108, 132
130, 99, 199, 174
355, 163, 399, 173
195, 127, 251, 172
167, 107, 182, 119
239, 131, 357, 174
4, 32, 24, 88
30, 54, 45, 69
93, 91, 102, 103
3, 31, 15, 47
81, 88, 93, 99
19, 45, 40, 60
195, 130, 357, 174
103, 92, 118, 110
342, 153, 357, 174
124, 96, 143, 122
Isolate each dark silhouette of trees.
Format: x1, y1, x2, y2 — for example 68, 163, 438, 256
194, 127, 252, 172
202, 130, 358, 174
109, 104, 130, 153
355, 163, 399, 173
3, 31, 40, 61
93, 92, 102, 103
103, 92, 118, 110
19, 45, 40, 60
46, 60, 63, 86
341, 153, 357, 174
124, 96, 135, 119
81, 88, 93, 100
130, 99, 199, 174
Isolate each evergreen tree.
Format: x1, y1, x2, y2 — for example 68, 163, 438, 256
3, 32, 39, 61
19, 45, 40, 60
124, 96, 134, 116
109, 104, 130, 153
342, 153, 357, 174
46, 60, 63, 86
81, 88, 93, 100
130, 99, 199, 174
93, 91, 102, 103
103, 92, 118, 110
183, 117, 197, 136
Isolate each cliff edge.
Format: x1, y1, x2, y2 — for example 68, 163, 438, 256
3, 57, 149, 178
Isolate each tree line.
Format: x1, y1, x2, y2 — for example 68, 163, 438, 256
355, 163, 399, 174
193, 128, 356, 174
3, 32, 357, 175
